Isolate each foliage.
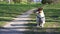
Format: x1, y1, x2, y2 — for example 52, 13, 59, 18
41, 0, 53, 4
13, 0, 21, 3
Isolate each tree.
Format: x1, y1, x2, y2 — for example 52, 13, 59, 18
6, 0, 11, 4
0, 0, 3, 1
8, 0, 11, 4
52, 0, 60, 3
27, 0, 33, 3
41, 0, 53, 4
13, 0, 22, 3
41, 0, 60, 4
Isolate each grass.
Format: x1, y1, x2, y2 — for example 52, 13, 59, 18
0, 21, 7, 26
43, 3, 60, 9
30, 3, 60, 28
31, 9, 60, 27
0, 3, 60, 33
0, 3, 60, 32
29, 8, 60, 32
43, 9, 60, 28
0, 3, 41, 26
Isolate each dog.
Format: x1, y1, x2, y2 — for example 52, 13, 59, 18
34, 7, 45, 27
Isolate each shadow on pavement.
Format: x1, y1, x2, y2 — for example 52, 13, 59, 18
0, 23, 60, 34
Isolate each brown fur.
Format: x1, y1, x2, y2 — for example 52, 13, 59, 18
37, 8, 43, 13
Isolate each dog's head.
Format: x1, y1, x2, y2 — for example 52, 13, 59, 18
37, 7, 43, 13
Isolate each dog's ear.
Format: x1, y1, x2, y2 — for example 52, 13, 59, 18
37, 7, 43, 11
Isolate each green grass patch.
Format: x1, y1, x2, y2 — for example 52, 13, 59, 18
31, 4, 60, 28
0, 21, 7, 26
0, 3, 41, 26
31, 9, 60, 27
0, 17, 13, 21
